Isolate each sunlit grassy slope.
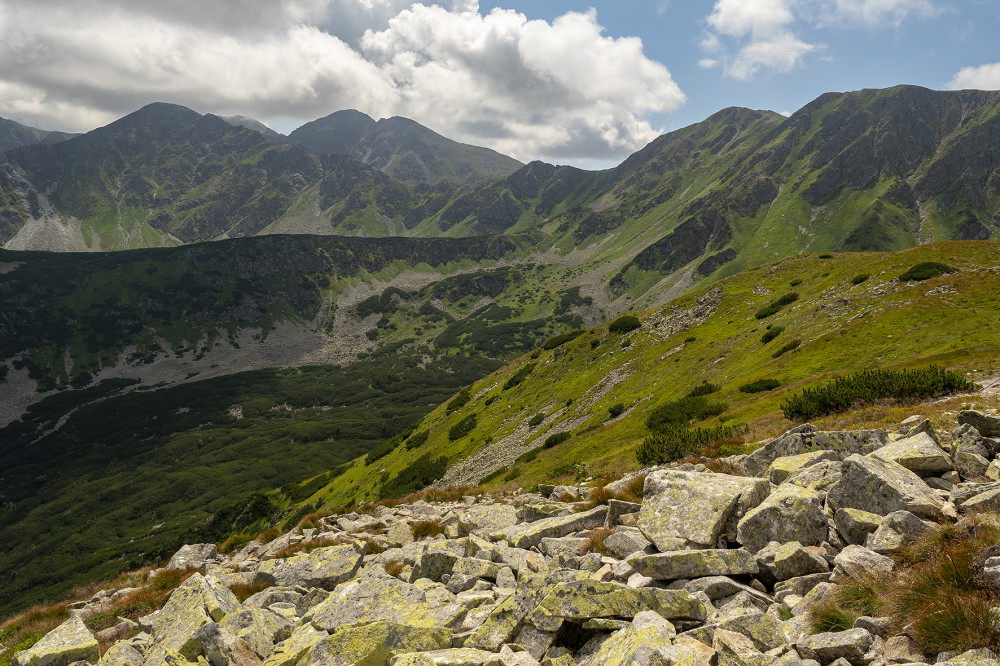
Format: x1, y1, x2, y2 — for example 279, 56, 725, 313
308, 241, 1000, 507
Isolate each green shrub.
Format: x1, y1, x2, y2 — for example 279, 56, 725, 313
850, 273, 870, 285
543, 330, 585, 349
898, 261, 956, 282
739, 378, 781, 393
687, 381, 720, 397
404, 430, 429, 450
760, 326, 784, 344
754, 293, 798, 320
528, 413, 544, 427
684, 336, 696, 342
380, 454, 449, 498
608, 315, 641, 334
504, 362, 537, 390
503, 468, 522, 482
789, 278, 803, 286
635, 424, 748, 465
446, 388, 472, 413
646, 395, 728, 432
608, 403, 625, 418
772, 339, 801, 358
479, 468, 505, 484
366, 435, 402, 465
484, 395, 499, 406
543, 432, 572, 449
448, 414, 477, 441
782, 366, 976, 421
516, 447, 542, 464
819, 253, 833, 259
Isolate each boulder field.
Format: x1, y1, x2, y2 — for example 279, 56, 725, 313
10, 410, 1000, 666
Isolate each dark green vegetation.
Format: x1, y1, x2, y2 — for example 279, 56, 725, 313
850, 273, 870, 284
898, 261, 956, 282
636, 393, 739, 465
739, 378, 782, 393
543, 330, 585, 350
772, 339, 802, 358
781, 366, 976, 420
0, 350, 495, 618
543, 432, 573, 449
760, 326, 784, 344
448, 414, 478, 441
810, 516, 1000, 654
755, 293, 799, 320
608, 315, 641, 334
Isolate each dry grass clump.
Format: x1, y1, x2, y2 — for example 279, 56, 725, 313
584, 527, 615, 555
810, 514, 1000, 655
272, 538, 341, 559
0, 603, 71, 666
384, 561, 406, 578
296, 511, 334, 531
411, 519, 446, 540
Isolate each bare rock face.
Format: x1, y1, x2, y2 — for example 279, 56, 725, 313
736, 485, 828, 553
826, 454, 946, 520
12, 614, 99, 666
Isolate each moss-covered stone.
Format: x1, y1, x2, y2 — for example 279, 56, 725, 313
145, 574, 241, 662
586, 626, 676, 666
491, 506, 607, 549
12, 614, 99, 666
219, 607, 292, 658
871, 433, 952, 477
530, 579, 707, 627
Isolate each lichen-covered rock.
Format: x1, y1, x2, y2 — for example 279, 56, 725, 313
193, 623, 264, 666
254, 542, 366, 590
459, 504, 518, 535
654, 636, 717, 666
826, 454, 945, 520
638, 470, 770, 550
600, 527, 653, 560
737, 486, 828, 553
492, 506, 607, 549
387, 523, 415, 548
871, 432, 953, 477
306, 573, 443, 631
529, 579, 708, 628
742, 428, 887, 477
684, 576, 773, 606
958, 410, 1000, 438
768, 451, 840, 485
97, 640, 144, 666
306, 621, 451, 666
219, 607, 292, 658
713, 627, 769, 666
797, 628, 874, 664
584, 625, 676, 666
831, 546, 894, 583
465, 575, 554, 651
943, 648, 1000, 665
627, 548, 758, 581
960, 486, 1000, 514
145, 574, 241, 662
388, 647, 499, 665
538, 537, 590, 558
833, 509, 882, 546
167, 544, 219, 571
772, 542, 829, 581
684, 612, 785, 652
783, 461, 843, 493
263, 624, 328, 666
12, 614, 99, 666
863, 510, 931, 554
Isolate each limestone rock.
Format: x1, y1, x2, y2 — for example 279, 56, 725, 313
742, 428, 887, 478
638, 470, 770, 550
826, 454, 945, 520
253, 542, 366, 589
871, 433, 953, 477
628, 548, 758, 581
492, 506, 607, 549
768, 451, 840, 485
167, 544, 219, 571
12, 614, 99, 666
833, 509, 882, 547
737, 485, 828, 553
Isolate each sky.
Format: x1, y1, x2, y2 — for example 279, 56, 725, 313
0, 0, 998, 169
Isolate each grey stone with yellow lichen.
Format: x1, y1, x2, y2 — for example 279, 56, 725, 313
143, 574, 241, 663
681, 612, 785, 652
713, 628, 769, 666
528, 579, 708, 628
826, 454, 946, 520
219, 607, 292, 658
262, 624, 328, 666
768, 451, 840, 485
833, 508, 882, 546
253, 542, 366, 590
771, 542, 829, 581
638, 470, 770, 550
742, 428, 887, 478
653, 636, 717, 666
97, 640, 145, 666
584, 625, 676, 666
459, 504, 519, 536
628, 548, 758, 581
737, 485, 828, 553
389, 647, 501, 665
796, 628, 874, 664
783, 461, 844, 493
305, 573, 442, 631
492, 506, 607, 550
304, 621, 451, 666
464, 574, 554, 652
12, 614, 99, 666
870, 432, 953, 477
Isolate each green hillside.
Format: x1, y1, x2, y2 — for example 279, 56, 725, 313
307, 241, 999, 507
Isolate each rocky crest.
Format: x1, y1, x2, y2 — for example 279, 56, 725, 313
9, 410, 1000, 666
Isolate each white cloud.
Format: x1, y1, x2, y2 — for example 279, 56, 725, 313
0, 1, 684, 164
701, 0, 936, 80
698, 59, 720, 69
947, 63, 1000, 91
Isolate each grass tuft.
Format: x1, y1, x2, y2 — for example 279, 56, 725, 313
411, 519, 446, 540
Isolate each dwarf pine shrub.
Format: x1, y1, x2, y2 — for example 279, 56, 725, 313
543, 432, 572, 449
608, 315, 641, 334
448, 413, 477, 441
755, 293, 799, 320
760, 326, 784, 344
739, 378, 781, 393
898, 261, 956, 282
543, 330, 584, 349
781, 366, 976, 420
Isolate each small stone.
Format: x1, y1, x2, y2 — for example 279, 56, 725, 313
832, 545, 894, 583
797, 628, 874, 664
883, 634, 927, 664
834, 508, 883, 546
772, 542, 830, 581
628, 548, 759, 581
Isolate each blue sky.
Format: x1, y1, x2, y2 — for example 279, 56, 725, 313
1, 0, 998, 168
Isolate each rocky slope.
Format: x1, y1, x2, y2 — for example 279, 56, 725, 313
9, 410, 1000, 665
0, 117, 77, 152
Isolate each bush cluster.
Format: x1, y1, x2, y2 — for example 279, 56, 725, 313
781, 366, 976, 420
504, 362, 537, 390
448, 414, 477, 441
446, 388, 472, 414
380, 454, 449, 498
898, 261, 956, 282
543, 432, 572, 449
850, 273, 870, 285
404, 430, 429, 450
636, 424, 748, 465
772, 339, 801, 358
608, 315, 641, 334
739, 378, 781, 393
646, 395, 728, 432
760, 326, 784, 344
687, 381, 720, 397
608, 403, 625, 418
543, 330, 584, 350
528, 413, 544, 427
754, 293, 799, 320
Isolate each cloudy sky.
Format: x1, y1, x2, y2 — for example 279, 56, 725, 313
0, 0, 997, 168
